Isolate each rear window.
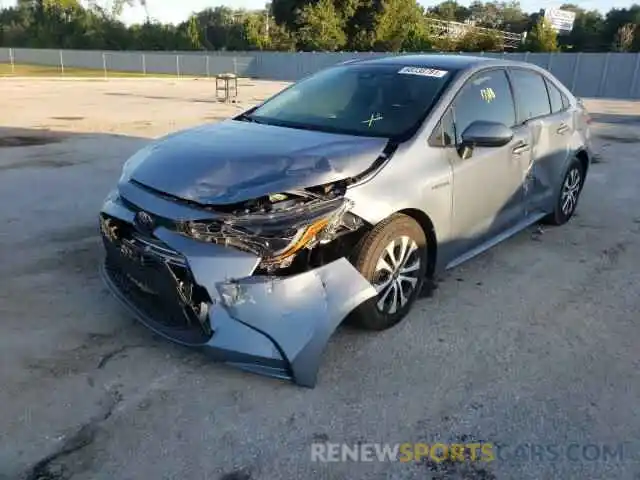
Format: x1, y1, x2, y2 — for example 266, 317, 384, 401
509, 69, 552, 122
545, 78, 568, 114
249, 64, 456, 139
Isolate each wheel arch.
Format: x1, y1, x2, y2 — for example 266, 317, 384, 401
396, 208, 438, 278
575, 149, 590, 180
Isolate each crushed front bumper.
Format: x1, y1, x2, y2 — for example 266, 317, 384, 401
99, 190, 376, 387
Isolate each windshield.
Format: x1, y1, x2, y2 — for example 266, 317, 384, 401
247, 63, 455, 138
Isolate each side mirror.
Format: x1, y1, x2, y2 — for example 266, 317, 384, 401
461, 121, 513, 148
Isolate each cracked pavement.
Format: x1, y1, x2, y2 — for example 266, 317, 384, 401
1, 78, 639, 480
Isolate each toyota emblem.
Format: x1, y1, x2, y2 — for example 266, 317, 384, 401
134, 211, 154, 233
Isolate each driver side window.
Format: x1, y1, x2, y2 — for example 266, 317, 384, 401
452, 69, 516, 145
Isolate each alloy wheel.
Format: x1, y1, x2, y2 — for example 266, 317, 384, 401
561, 167, 582, 216
372, 236, 421, 314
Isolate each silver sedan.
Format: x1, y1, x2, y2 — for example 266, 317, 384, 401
100, 54, 593, 386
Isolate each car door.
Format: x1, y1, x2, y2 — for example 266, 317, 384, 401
444, 68, 532, 256
508, 68, 573, 215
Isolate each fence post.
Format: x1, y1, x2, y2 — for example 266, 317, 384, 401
9, 48, 15, 74
630, 53, 640, 99
102, 52, 107, 79
233, 57, 237, 75
206, 55, 210, 78
547, 52, 553, 71
142, 53, 146, 75
176, 55, 181, 77
59, 50, 65, 75
597, 52, 611, 98
524, 51, 530, 63
571, 52, 582, 94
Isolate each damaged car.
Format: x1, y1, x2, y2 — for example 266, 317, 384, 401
100, 55, 593, 387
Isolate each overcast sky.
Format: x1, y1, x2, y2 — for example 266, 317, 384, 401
1, 0, 636, 25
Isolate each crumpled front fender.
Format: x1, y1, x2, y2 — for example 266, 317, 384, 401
100, 191, 377, 387
216, 259, 377, 387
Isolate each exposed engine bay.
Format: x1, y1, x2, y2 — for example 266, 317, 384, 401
99, 132, 396, 387
176, 180, 370, 275
99, 180, 379, 387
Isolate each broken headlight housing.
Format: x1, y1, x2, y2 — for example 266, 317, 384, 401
180, 196, 352, 269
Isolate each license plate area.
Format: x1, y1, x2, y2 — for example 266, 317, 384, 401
108, 237, 181, 302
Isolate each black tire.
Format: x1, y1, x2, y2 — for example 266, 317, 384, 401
350, 214, 428, 331
543, 159, 585, 226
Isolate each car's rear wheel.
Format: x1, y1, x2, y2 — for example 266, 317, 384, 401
350, 214, 428, 331
544, 159, 585, 226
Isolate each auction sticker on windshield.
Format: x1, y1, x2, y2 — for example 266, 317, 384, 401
398, 67, 448, 78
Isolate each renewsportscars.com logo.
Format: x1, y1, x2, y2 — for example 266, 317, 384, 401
311, 442, 495, 463
310, 442, 627, 463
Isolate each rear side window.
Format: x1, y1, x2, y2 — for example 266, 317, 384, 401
452, 69, 516, 144
545, 78, 567, 114
510, 69, 551, 122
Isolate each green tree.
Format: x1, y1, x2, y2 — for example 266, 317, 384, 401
195, 7, 249, 50
186, 15, 202, 49
371, 0, 426, 51
270, 0, 299, 31
526, 17, 558, 51
401, 22, 434, 51
428, 1, 470, 22
457, 28, 503, 51
344, 0, 427, 51
296, 0, 346, 51
603, 6, 640, 51
268, 21, 297, 51
2, 0, 639, 53
432, 34, 459, 51
558, 5, 605, 51
242, 13, 269, 50
469, 1, 501, 28
501, 1, 528, 32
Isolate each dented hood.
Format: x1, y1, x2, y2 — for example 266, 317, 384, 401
129, 120, 389, 205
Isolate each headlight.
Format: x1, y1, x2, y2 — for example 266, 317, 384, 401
118, 145, 152, 183
181, 197, 352, 267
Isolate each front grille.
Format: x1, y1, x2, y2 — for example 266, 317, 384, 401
131, 233, 186, 266
101, 216, 211, 344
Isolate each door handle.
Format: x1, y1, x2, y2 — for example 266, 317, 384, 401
557, 123, 570, 134
512, 143, 530, 155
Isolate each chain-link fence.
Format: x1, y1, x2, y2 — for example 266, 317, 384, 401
2, 48, 640, 99
0, 48, 255, 78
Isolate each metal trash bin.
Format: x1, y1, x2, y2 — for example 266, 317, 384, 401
215, 73, 238, 103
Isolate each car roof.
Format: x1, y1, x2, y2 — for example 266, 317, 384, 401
344, 54, 534, 73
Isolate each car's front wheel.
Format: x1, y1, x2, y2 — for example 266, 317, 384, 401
544, 158, 585, 226
350, 214, 428, 331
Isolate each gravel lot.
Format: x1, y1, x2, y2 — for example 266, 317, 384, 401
1, 78, 639, 480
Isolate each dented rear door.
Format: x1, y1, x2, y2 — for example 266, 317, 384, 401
508, 68, 572, 216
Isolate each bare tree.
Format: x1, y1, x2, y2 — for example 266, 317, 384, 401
613, 23, 636, 52
139, 0, 150, 23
